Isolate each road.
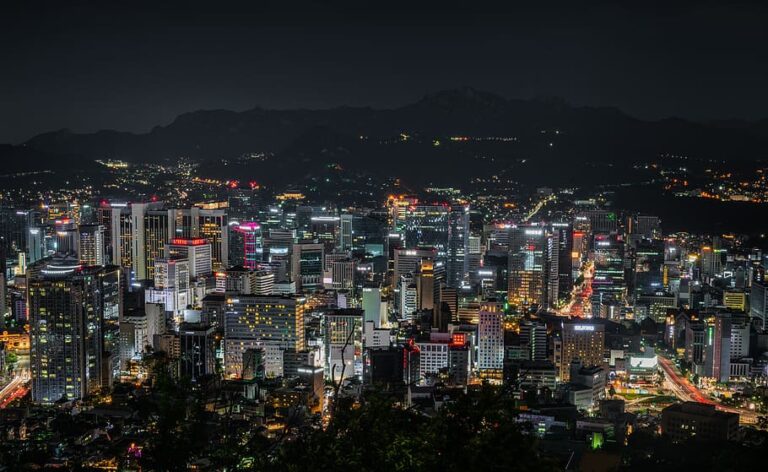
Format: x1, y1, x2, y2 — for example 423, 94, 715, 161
658, 355, 758, 424
522, 194, 555, 222
557, 260, 593, 317
658, 356, 713, 404
0, 375, 29, 409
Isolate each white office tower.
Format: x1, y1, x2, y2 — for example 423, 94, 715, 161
399, 273, 418, 321
148, 258, 191, 323
78, 224, 106, 266
363, 320, 391, 349
253, 270, 275, 295
477, 302, 504, 377
167, 237, 213, 277
416, 333, 452, 380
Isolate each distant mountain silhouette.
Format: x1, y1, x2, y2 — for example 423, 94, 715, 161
5, 87, 768, 185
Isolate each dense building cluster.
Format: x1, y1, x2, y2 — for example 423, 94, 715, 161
0, 181, 767, 469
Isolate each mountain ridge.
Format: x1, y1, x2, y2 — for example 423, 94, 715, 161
5, 88, 768, 183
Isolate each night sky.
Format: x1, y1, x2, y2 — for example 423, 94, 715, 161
2, 1, 767, 143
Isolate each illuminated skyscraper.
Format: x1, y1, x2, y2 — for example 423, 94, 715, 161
149, 258, 191, 321
291, 242, 324, 291
0, 207, 29, 257
167, 237, 213, 277
231, 222, 261, 270
507, 225, 547, 309
28, 255, 122, 403
631, 238, 664, 300
704, 312, 731, 383
557, 322, 605, 381
224, 295, 305, 378
477, 301, 504, 377
131, 203, 173, 281
446, 205, 469, 288
77, 224, 106, 266
393, 247, 437, 284
591, 233, 626, 317
700, 244, 724, 279
339, 213, 353, 251
27, 226, 46, 264
404, 204, 449, 255
54, 218, 78, 255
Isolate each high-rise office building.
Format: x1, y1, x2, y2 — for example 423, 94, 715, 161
291, 242, 324, 291
179, 323, 216, 382
477, 301, 504, 377
224, 295, 304, 378
173, 206, 229, 268
404, 204, 449, 255
393, 247, 438, 284
227, 184, 261, 222
730, 313, 750, 359
339, 213, 353, 251
196, 208, 229, 269
149, 258, 191, 320
704, 312, 731, 383
446, 205, 470, 288
591, 233, 626, 317
630, 214, 662, 241
631, 238, 665, 299
77, 224, 106, 266
557, 322, 605, 381
167, 237, 213, 277
54, 218, 78, 255
230, 222, 261, 270
700, 245, 724, 279
28, 255, 122, 403
579, 210, 618, 234
131, 203, 174, 281
27, 226, 46, 264
549, 223, 573, 304
507, 225, 547, 309
325, 257, 355, 290
0, 207, 30, 257
362, 285, 384, 328
519, 320, 548, 361
750, 278, 768, 329
324, 308, 363, 382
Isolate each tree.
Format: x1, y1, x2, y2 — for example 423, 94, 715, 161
757, 415, 768, 430
5, 351, 17, 376
260, 387, 559, 472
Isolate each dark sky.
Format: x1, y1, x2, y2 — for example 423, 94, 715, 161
1, 1, 767, 143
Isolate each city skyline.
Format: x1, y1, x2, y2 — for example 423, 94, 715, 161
3, 2, 768, 470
